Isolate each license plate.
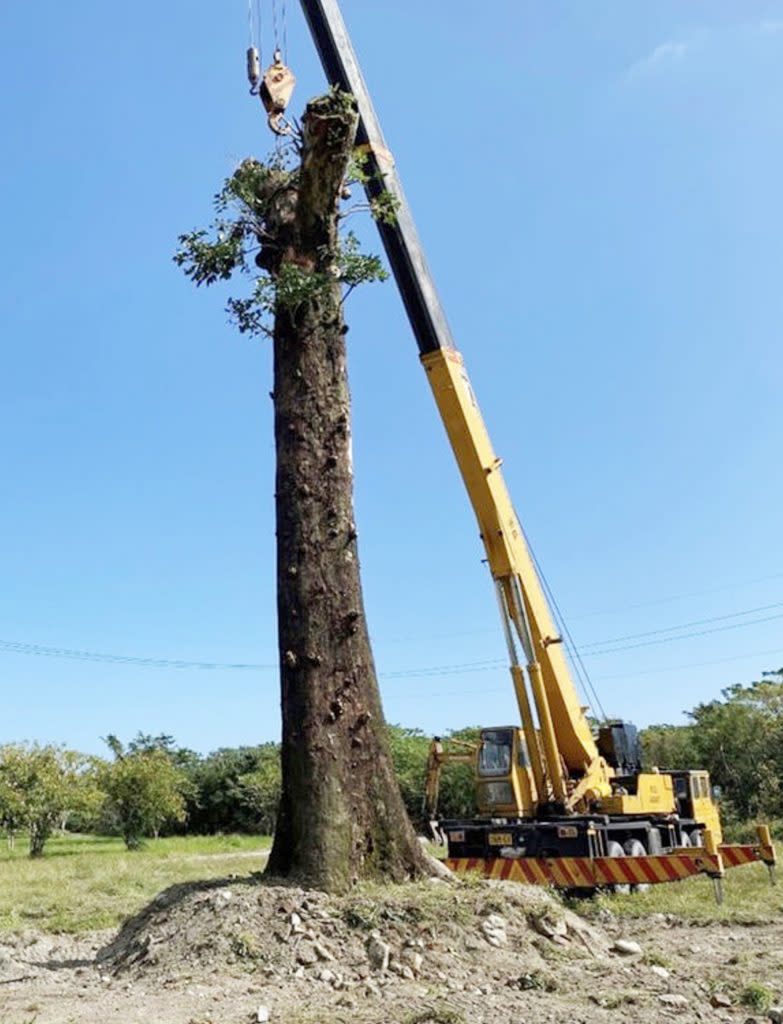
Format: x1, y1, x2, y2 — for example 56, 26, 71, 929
489, 832, 513, 846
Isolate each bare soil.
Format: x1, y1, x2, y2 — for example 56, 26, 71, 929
1, 875, 781, 1024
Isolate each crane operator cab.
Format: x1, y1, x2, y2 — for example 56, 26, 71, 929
475, 727, 534, 817
670, 770, 723, 845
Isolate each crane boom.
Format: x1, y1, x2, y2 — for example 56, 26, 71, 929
288, 0, 778, 898
298, 0, 606, 809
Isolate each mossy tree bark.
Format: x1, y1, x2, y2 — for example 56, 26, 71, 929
263, 92, 428, 891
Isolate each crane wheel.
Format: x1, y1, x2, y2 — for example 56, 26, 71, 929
623, 838, 650, 892
607, 840, 630, 895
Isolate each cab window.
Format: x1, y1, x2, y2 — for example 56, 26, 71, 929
478, 730, 512, 777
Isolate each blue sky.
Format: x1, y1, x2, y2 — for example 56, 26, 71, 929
1, 2, 782, 756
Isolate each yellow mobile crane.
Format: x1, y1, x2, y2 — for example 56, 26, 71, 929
282, 0, 775, 895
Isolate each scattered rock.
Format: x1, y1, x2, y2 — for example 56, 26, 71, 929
710, 993, 732, 1009
651, 965, 670, 980
658, 993, 689, 1008
318, 969, 335, 984
613, 939, 642, 956
402, 951, 423, 976
366, 933, 390, 973
480, 915, 508, 948
769, 1010, 783, 1024
313, 942, 334, 962
256, 1007, 270, 1023
530, 913, 568, 941
296, 946, 318, 967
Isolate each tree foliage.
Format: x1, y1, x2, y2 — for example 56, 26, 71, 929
100, 736, 188, 849
0, 744, 100, 856
642, 671, 783, 823
184, 744, 281, 835
173, 115, 391, 339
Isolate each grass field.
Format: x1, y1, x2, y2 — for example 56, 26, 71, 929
0, 833, 779, 935
578, 861, 782, 924
0, 833, 271, 933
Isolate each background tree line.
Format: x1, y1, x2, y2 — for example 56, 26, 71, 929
2, 671, 781, 857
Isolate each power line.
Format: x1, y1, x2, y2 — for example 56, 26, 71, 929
573, 570, 783, 620
3, 592, 783, 678
386, 647, 783, 696
0, 640, 274, 672
582, 611, 783, 657
578, 600, 783, 650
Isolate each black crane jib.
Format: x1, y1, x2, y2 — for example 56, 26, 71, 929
298, 0, 456, 356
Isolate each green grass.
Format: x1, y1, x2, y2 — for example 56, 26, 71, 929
0, 833, 271, 933
740, 981, 774, 1013
579, 862, 782, 924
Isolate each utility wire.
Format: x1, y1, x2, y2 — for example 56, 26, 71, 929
582, 610, 783, 657
574, 570, 783, 620
0, 639, 273, 672
3, 597, 782, 677
577, 600, 783, 650
3, 606, 782, 675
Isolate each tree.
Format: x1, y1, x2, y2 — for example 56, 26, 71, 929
0, 744, 99, 857
640, 723, 698, 772
236, 745, 282, 836
100, 736, 188, 849
688, 677, 783, 821
186, 744, 281, 835
175, 89, 428, 890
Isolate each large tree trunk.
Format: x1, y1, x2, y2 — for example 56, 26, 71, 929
264, 92, 428, 891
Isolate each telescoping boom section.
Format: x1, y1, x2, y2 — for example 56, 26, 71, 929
297, 0, 777, 898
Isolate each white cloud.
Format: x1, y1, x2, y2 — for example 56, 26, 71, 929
627, 40, 689, 80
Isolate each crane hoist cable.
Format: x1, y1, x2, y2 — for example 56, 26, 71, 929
522, 527, 609, 723
246, 0, 296, 133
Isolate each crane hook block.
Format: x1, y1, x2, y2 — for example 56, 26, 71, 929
247, 46, 261, 94
259, 50, 296, 136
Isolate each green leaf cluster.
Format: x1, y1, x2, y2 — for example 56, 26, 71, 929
174, 140, 393, 338
100, 737, 188, 850
0, 744, 100, 857
641, 670, 783, 823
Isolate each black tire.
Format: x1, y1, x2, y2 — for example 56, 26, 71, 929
623, 838, 650, 892
607, 840, 630, 895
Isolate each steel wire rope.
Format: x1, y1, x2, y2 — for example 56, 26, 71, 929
257, 0, 263, 64
271, 0, 280, 51
520, 526, 608, 722
247, 0, 255, 47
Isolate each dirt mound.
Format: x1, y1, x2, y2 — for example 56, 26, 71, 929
97, 873, 607, 996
